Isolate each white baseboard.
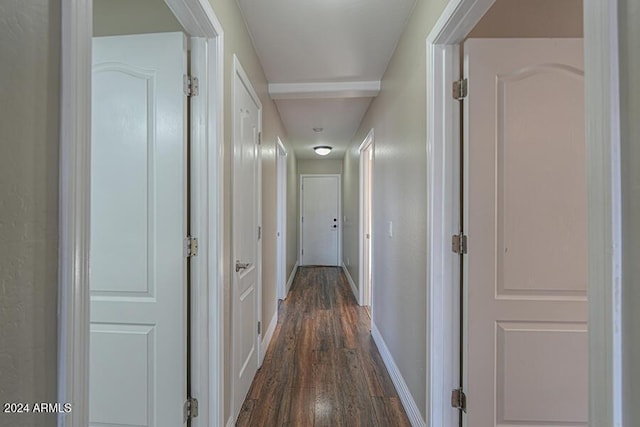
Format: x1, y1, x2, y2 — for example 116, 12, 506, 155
371, 322, 426, 427
341, 262, 359, 303
260, 309, 278, 363
286, 261, 299, 292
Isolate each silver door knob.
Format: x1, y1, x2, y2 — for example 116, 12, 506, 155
235, 261, 250, 272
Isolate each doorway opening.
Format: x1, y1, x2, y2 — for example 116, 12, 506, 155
276, 138, 288, 300
58, 0, 225, 425
426, 0, 622, 426
358, 129, 374, 316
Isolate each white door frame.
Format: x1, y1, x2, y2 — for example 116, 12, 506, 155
299, 174, 342, 266
58, 1, 225, 426
276, 137, 288, 300
358, 129, 374, 307
230, 54, 263, 422
425, 1, 622, 426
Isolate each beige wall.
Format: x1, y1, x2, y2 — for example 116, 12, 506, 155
297, 158, 343, 175
343, 0, 450, 419
0, 1, 60, 426
206, 0, 293, 422
469, 0, 583, 38
620, 0, 640, 425
93, 0, 183, 36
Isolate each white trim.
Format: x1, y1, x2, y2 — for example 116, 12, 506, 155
426, 1, 623, 426
371, 323, 426, 427
260, 310, 278, 362
276, 136, 287, 154
230, 54, 263, 423
287, 261, 299, 292
358, 129, 374, 307
584, 1, 623, 425
58, 1, 92, 425
58, 1, 225, 426
299, 174, 342, 266
341, 262, 358, 302
269, 81, 381, 99
425, 1, 479, 425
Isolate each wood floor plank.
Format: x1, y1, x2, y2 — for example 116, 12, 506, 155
372, 397, 412, 427
285, 387, 315, 427
236, 266, 411, 426
313, 349, 344, 427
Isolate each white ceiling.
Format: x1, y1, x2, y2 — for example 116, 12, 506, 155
236, 0, 416, 159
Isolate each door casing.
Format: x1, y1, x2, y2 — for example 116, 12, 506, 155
425, 1, 623, 426
58, 1, 225, 426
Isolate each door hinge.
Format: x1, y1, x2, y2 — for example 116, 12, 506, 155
184, 398, 199, 422
184, 236, 198, 257
451, 388, 466, 412
258, 226, 262, 240
258, 131, 262, 145
452, 233, 468, 254
453, 78, 468, 100
258, 321, 261, 334
184, 75, 199, 97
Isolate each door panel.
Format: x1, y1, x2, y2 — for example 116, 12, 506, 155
232, 59, 261, 420
464, 38, 587, 426
496, 322, 587, 423
90, 32, 187, 427
301, 175, 340, 266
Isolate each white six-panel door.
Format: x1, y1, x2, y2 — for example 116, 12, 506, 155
464, 38, 587, 426
90, 32, 187, 427
300, 175, 340, 266
231, 56, 262, 422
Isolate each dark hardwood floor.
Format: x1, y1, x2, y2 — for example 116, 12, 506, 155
236, 266, 411, 427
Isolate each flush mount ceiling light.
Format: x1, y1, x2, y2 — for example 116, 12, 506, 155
313, 146, 332, 156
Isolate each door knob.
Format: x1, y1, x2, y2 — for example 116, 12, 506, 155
235, 261, 250, 272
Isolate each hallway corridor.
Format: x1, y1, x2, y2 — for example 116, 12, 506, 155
236, 267, 411, 426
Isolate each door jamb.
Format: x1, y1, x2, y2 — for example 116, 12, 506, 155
299, 174, 342, 266
358, 129, 374, 307
57, 1, 225, 426
425, 0, 623, 425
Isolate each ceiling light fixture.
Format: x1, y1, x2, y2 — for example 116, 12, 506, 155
313, 146, 332, 156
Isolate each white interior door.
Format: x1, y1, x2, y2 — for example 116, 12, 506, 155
301, 175, 340, 266
90, 32, 187, 427
231, 57, 262, 421
276, 139, 287, 299
463, 38, 587, 426
362, 142, 373, 307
